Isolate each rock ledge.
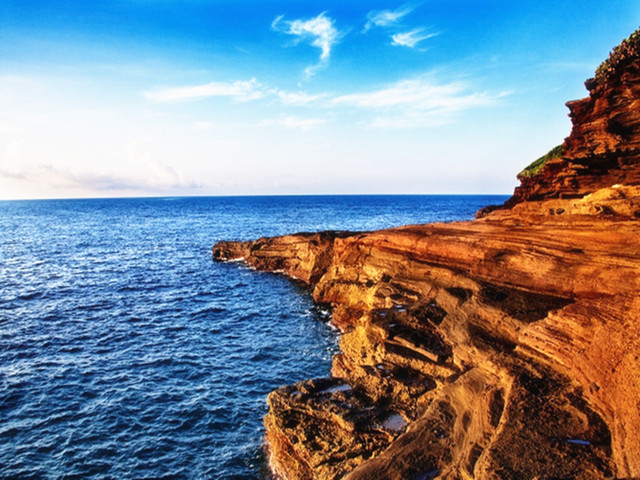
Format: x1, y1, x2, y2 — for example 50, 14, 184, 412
213, 30, 640, 480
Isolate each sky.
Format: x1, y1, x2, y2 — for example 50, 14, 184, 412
0, 1, 638, 200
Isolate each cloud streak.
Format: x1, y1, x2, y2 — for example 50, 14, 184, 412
143, 77, 331, 108
0, 160, 202, 192
140, 72, 505, 130
1, 136, 202, 192
364, 4, 416, 32
144, 79, 263, 103
332, 76, 505, 128
272, 12, 340, 78
391, 28, 438, 48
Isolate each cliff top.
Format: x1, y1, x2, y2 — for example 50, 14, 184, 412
483, 26, 640, 218
587, 27, 640, 90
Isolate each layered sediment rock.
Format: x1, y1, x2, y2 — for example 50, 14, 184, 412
215, 218, 640, 479
502, 29, 640, 208
212, 30, 640, 479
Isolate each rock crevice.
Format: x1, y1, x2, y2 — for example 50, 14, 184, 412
214, 217, 639, 479
212, 30, 640, 479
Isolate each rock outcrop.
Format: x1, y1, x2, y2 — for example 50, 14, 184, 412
499, 29, 640, 208
212, 29, 640, 480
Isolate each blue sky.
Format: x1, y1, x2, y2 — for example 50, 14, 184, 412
0, 1, 638, 199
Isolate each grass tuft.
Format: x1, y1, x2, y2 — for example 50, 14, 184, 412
517, 145, 564, 179
585, 27, 640, 89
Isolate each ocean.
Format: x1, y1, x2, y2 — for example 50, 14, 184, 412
0, 195, 508, 480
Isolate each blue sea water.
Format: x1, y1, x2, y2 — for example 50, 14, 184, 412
0, 195, 507, 480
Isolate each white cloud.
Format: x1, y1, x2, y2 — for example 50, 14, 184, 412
1, 136, 201, 193
0, 161, 199, 192
364, 5, 415, 32
141, 73, 504, 130
391, 28, 438, 48
331, 76, 505, 128
144, 79, 263, 103
145, 79, 327, 107
272, 12, 340, 78
332, 78, 476, 109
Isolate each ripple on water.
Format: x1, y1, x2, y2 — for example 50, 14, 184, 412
0, 195, 504, 479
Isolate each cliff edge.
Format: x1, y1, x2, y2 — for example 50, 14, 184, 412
213, 29, 640, 480
484, 28, 640, 213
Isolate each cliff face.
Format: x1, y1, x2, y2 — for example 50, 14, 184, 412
215, 220, 640, 479
504, 30, 640, 207
212, 30, 640, 480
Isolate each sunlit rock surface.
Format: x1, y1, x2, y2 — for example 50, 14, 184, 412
500, 29, 640, 208
213, 30, 640, 480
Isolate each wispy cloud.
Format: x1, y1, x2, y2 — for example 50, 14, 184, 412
263, 115, 326, 130
272, 12, 340, 78
331, 76, 506, 128
391, 28, 438, 48
144, 79, 263, 103
144, 79, 327, 107
0, 136, 202, 192
0, 161, 201, 191
140, 71, 504, 130
363, 4, 416, 32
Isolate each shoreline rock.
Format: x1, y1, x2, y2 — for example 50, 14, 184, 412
213, 29, 640, 479
214, 216, 640, 479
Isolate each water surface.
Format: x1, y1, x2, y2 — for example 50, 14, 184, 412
0, 195, 507, 479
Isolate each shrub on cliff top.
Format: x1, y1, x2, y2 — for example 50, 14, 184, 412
585, 27, 640, 89
517, 145, 564, 179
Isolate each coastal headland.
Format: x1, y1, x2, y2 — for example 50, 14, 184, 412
213, 30, 640, 479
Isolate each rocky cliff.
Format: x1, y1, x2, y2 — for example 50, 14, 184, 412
498, 29, 640, 209
213, 30, 640, 480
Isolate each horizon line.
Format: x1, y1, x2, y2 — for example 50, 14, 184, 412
0, 192, 513, 203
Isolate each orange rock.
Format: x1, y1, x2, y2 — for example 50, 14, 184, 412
212, 28, 640, 480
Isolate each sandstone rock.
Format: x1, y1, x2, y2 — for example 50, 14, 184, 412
212, 29, 640, 480
214, 215, 640, 478
483, 28, 640, 212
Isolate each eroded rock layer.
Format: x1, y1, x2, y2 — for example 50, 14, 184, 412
212, 30, 640, 480
214, 215, 640, 479
497, 29, 640, 209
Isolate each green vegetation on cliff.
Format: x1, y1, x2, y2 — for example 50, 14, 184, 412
518, 145, 564, 179
586, 27, 640, 89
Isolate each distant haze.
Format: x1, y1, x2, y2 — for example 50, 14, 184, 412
0, 0, 638, 200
